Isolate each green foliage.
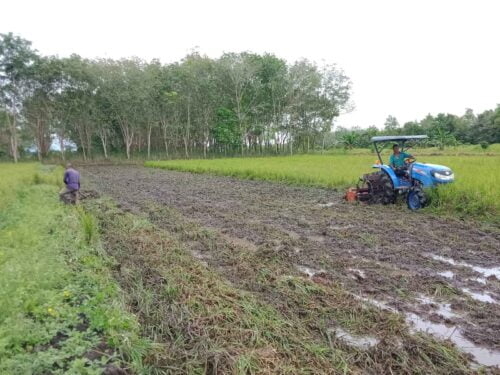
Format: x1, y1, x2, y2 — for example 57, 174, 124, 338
1, 34, 353, 160
0, 164, 149, 373
77, 207, 97, 245
340, 132, 359, 149
212, 107, 241, 147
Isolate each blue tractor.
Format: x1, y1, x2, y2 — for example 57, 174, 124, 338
356, 135, 455, 210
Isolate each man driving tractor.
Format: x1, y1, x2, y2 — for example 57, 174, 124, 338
390, 144, 413, 176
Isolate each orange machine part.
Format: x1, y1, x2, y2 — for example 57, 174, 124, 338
345, 188, 358, 202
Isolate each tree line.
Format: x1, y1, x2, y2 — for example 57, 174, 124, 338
2, 33, 498, 162
0, 33, 352, 161
334, 109, 500, 150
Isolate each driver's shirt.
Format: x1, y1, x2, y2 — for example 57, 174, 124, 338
390, 152, 411, 168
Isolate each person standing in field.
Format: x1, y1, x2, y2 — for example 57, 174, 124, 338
60, 163, 80, 204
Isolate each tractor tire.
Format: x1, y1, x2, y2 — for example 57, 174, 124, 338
378, 172, 396, 205
406, 181, 429, 211
407, 183, 427, 211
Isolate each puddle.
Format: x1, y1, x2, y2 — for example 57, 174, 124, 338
348, 268, 366, 280
462, 288, 497, 304
406, 313, 500, 367
438, 270, 454, 279
357, 293, 500, 367
296, 265, 324, 278
417, 294, 458, 319
351, 294, 397, 312
431, 255, 500, 279
329, 327, 379, 349
471, 277, 487, 285
318, 202, 335, 208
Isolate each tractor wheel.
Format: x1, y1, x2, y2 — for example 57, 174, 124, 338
378, 172, 396, 205
407, 184, 426, 211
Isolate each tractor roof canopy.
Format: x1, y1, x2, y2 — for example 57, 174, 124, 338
371, 135, 428, 143
371, 135, 428, 165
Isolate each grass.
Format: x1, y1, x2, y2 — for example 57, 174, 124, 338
85, 198, 472, 374
0, 163, 148, 374
146, 146, 500, 222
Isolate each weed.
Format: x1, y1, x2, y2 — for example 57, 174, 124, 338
32, 172, 43, 184
77, 206, 97, 245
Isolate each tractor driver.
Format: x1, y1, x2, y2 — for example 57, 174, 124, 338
390, 144, 413, 177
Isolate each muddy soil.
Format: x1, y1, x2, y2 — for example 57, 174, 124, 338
82, 165, 500, 369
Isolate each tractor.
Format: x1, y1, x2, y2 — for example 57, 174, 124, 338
352, 135, 455, 210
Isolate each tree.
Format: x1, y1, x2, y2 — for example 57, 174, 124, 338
431, 126, 457, 150
212, 107, 240, 154
0, 33, 39, 162
218, 53, 261, 155
384, 115, 400, 133
340, 131, 360, 149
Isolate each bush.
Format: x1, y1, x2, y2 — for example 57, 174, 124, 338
480, 141, 489, 150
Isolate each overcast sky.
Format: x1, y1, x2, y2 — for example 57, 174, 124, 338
2, 0, 499, 129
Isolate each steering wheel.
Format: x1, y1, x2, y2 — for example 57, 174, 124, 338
405, 157, 416, 164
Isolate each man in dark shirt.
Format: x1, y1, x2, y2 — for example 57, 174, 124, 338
60, 163, 80, 204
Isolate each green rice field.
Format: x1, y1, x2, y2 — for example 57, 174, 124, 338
146, 147, 500, 222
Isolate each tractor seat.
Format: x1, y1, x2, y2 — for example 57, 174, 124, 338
393, 167, 408, 178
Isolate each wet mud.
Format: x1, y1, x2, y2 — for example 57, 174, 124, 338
82, 165, 500, 369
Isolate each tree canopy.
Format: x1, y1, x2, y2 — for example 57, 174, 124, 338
1, 33, 498, 161
0, 33, 353, 160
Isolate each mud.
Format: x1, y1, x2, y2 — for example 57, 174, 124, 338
82, 165, 500, 369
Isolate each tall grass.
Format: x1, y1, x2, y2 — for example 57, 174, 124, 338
0, 163, 148, 373
146, 152, 500, 222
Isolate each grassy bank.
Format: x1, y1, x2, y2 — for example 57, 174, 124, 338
146, 153, 500, 222
0, 164, 147, 374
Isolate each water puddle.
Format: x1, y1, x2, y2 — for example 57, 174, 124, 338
351, 294, 397, 312
296, 265, 324, 278
406, 313, 500, 367
462, 288, 497, 304
471, 277, 487, 285
329, 327, 379, 349
438, 270, 454, 279
417, 294, 458, 319
431, 255, 500, 279
348, 268, 366, 280
318, 202, 335, 208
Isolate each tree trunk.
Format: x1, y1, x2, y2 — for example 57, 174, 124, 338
59, 133, 65, 161
119, 120, 134, 159
125, 142, 131, 159
184, 100, 190, 158
8, 115, 19, 163
99, 130, 108, 159
81, 144, 87, 161
147, 123, 152, 160
36, 118, 43, 161
161, 120, 169, 157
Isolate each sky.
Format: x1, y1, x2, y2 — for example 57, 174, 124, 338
2, 0, 499, 129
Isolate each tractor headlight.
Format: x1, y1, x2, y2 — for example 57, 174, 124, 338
431, 170, 454, 181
